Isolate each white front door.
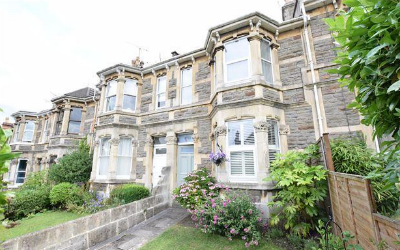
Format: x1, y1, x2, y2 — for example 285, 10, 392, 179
177, 145, 194, 186
153, 146, 167, 188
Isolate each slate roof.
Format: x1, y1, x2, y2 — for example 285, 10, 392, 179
51, 87, 98, 102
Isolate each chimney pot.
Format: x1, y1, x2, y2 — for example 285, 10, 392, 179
171, 51, 179, 57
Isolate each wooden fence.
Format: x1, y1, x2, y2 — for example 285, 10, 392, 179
322, 133, 400, 250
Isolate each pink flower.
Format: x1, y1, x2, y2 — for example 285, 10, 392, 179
212, 203, 216, 208
248, 209, 253, 215
245, 242, 250, 248
223, 202, 227, 207
242, 236, 247, 240
244, 228, 249, 233
230, 228, 236, 234
253, 241, 259, 246
258, 217, 262, 222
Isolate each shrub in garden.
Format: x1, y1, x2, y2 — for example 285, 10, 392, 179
173, 168, 220, 210
193, 191, 262, 248
20, 170, 50, 191
110, 184, 150, 205
5, 186, 51, 220
48, 140, 93, 184
267, 145, 327, 237
49, 182, 83, 208
331, 139, 400, 216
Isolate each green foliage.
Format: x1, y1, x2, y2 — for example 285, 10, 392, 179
331, 139, 399, 215
173, 168, 220, 210
5, 186, 51, 220
49, 182, 83, 208
193, 191, 263, 248
265, 228, 285, 240
323, 0, 400, 186
266, 145, 327, 237
48, 140, 93, 184
0, 116, 20, 214
110, 184, 150, 205
20, 170, 50, 191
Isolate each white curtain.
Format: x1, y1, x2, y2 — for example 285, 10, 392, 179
98, 138, 110, 176
117, 138, 132, 177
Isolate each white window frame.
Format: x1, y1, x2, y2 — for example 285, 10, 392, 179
268, 120, 281, 165
226, 119, 257, 182
41, 119, 48, 143
261, 39, 274, 83
223, 37, 252, 84
180, 68, 193, 105
105, 80, 117, 112
116, 137, 133, 179
13, 123, 20, 143
15, 159, 28, 184
156, 76, 167, 109
122, 79, 138, 112
22, 121, 35, 143
97, 137, 111, 179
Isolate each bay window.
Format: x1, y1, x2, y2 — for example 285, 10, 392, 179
123, 79, 137, 111
16, 159, 27, 184
268, 120, 280, 164
156, 76, 166, 109
224, 37, 250, 82
105, 80, 117, 112
261, 40, 273, 83
116, 138, 132, 178
98, 137, 110, 177
68, 108, 82, 134
22, 121, 35, 142
181, 68, 192, 105
227, 119, 256, 179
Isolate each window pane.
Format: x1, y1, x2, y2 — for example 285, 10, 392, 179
225, 38, 249, 63
107, 80, 117, 96
177, 134, 193, 144
158, 77, 166, 93
157, 93, 165, 108
181, 87, 192, 105
99, 156, 109, 176
244, 151, 255, 175
18, 160, 27, 171
269, 149, 278, 165
25, 121, 35, 130
155, 148, 167, 154
227, 60, 249, 82
230, 152, 243, 175
268, 120, 279, 147
118, 138, 132, 156
124, 79, 137, 95
123, 95, 136, 110
182, 68, 192, 87
70, 108, 82, 121
243, 120, 255, 145
117, 157, 131, 176
68, 121, 80, 134
228, 122, 241, 146
100, 138, 110, 156
16, 172, 26, 183
22, 131, 34, 142
261, 40, 271, 61
262, 61, 273, 83
154, 137, 166, 145
106, 96, 116, 111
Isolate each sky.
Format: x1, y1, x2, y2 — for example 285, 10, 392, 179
0, 0, 284, 123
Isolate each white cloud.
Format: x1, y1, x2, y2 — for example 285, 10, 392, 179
0, 0, 284, 123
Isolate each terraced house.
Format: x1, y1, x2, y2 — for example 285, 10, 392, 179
4, 0, 377, 215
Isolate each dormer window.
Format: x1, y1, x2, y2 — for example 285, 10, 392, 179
261, 40, 273, 83
105, 80, 117, 112
22, 121, 35, 142
224, 37, 250, 83
122, 79, 137, 111
156, 76, 166, 109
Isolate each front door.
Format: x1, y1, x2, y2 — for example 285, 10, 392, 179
153, 146, 167, 188
177, 145, 194, 186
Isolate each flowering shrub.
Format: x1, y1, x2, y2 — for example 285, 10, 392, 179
83, 193, 104, 213
193, 191, 262, 248
209, 151, 227, 166
173, 168, 220, 210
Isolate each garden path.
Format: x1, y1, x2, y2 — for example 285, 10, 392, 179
89, 207, 188, 250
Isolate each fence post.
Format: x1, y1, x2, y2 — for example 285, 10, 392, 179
322, 133, 335, 171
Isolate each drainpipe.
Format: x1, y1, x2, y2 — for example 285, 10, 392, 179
300, 0, 324, 137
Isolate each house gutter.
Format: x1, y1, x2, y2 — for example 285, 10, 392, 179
300, 0, 324, 137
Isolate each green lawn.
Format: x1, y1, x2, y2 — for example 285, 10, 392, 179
0, 211, 86, 242
141, 225, 284, 250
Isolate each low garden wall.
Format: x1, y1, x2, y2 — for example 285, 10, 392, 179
1, 194, 169, 250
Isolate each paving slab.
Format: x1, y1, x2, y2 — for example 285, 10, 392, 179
89, 208, 188, 250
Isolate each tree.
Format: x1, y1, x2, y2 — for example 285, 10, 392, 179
324, 0, 400, 186
48, 139, 93, 184
0, 108, 20, 214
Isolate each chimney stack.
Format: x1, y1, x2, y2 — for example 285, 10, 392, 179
171, 51, 179, 57
132, 56, 144, 68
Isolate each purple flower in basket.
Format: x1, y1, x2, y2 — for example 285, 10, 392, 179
209, 151, 228, 165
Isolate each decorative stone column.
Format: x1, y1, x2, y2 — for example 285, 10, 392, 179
90, 139, 100, 181
130, 138, 138, 180
214, 45, 225, 90
79, 106, 87, 135
49, 110, 58, 136
166, 133, 177, 191
99, 81, 107, 114
136, 80, 142, 113
215, 125, 228, 182
18, 116, 26, 142
248, 34, 263, 79
109, 137, 120, 180
254, 120, 271, 183
271, 43, 282, 85
115, 71, 126, 111
60, 103, 71, 135
145, 136, 154, 188
32, 120, 39, 143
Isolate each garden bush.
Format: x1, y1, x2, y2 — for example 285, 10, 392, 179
5, 185, 51, 220
331, 139, 399, 216
267, 144, 327, 237
20, 170, 50, 191
48, 140, 93, 184
110, 184, 150, 205
193, 191, 263, 248
173, 168, 221, 210
49, 182, 83, 208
